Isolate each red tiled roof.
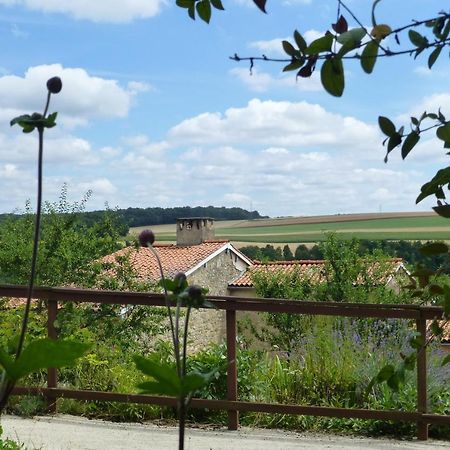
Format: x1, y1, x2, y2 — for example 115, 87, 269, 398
229, 260, 326, 287
103, 240, 240, 281
229, 258, 406, 288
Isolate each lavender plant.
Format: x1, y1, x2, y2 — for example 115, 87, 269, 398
0, 77, 89, 413
134, 229, 218, 450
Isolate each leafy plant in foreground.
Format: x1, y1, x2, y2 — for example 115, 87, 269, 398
134, 229, 219, 450
0, 77, 89, 413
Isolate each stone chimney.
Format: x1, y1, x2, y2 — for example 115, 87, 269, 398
176, 217, 215, 246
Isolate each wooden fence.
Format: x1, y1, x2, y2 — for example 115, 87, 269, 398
0, 284, 449, 441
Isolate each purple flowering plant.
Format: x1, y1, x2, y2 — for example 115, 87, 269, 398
134, 229, 216, 450
0, 77, 89, 412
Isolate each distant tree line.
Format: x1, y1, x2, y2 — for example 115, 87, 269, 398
240, 239, 450, 273
0, 206, 265, 237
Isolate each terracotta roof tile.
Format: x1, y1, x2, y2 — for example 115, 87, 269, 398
229, 258, 406, 288
103, 240, 232, 281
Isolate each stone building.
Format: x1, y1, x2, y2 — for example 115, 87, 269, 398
103, 218, 252, 349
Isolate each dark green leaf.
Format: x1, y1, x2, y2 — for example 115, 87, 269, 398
442, 354, 450, 366
436, 123, 450, 143
409, 335, 424, 350
176, 0, 194, 8
376, 364, 395, 382
378, 116, 396, 137
306, 33, 333, 55
430, 320, 444, 336
283, 59, 303, 72
401, 131, 420, 159
428, 46, 442, 69
408, 30, 428, 47
387, 372, 401, 391
196, 0, 211, 23
387, 133, 402, 152
320, 57, 344, 97
293, 30, 307, 52
361, 40, 378, 74
210, 0, 224, 10
282, 40, 297, 57
420, 242, 448, 256
433, 205, 450, 217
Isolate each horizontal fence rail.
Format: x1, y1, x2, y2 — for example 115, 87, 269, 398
0, 284, 448, 440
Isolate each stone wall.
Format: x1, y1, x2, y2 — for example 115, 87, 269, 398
186, 249, 246, 352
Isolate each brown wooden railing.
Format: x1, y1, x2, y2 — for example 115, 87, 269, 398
1, 284, 449, 440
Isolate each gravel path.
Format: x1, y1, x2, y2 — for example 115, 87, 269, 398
2, 415, 449, 450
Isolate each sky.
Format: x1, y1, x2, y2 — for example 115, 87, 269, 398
0, 0, 448, 217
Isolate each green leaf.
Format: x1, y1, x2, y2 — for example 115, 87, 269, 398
387, 372, 401, 391
306, 33, 333, 55
282, 40, 297, 57
293, 30, 307, 52
336, 28, 365, 47
408, 30, 428, 48
387, 133, 402, 152
0, 348, 17, 379
320, 57, 344, 97
196, 0, 211, 23
176, 0, 194, 8
428, 46, 442, 69
361, 40, 378, 74
436, 123, 450, 143
378, 116, 396, 137
430, 320, 444, 336
409, 335, 424, 350
433, 205, 450, 218
376, 364, 395, 382
420, 242, 448, 256
13, 339, 89, 381
210, 0, 224, 10
401, 131, 420, 159
442, 354, 450, 366
283, 59, 303, 72
134, 356, 180, 392
136, 380, 180, 396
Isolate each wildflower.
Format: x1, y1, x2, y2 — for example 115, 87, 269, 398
46, 77, 62, 94
138, 229, 155, 247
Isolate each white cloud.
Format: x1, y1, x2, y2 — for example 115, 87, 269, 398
0, 0, 168, 23
230, 67, 322, 93
168, 98, 378, 149
78, 178, 117, 195
0, 64, 146, 128
248, 30, 322, 57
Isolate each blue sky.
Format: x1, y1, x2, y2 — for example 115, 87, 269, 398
0, 0, 448, 217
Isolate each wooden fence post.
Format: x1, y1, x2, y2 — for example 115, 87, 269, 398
416, 314, 428, 440
226, 309, 239, 430
47, 299, 58, 413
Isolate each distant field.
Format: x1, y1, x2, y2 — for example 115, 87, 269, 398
128, 212, 450, 244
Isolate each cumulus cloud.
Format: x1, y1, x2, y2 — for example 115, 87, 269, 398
0, 0, 168, 23
168, 98, 378, 150
230, 67, 322, 93
0, 64, 148, 128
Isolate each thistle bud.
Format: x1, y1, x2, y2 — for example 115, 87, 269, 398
138, 229, 155, 247
46, 77, 62, 94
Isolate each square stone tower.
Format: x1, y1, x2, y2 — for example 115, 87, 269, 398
176, 217, 215, 246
